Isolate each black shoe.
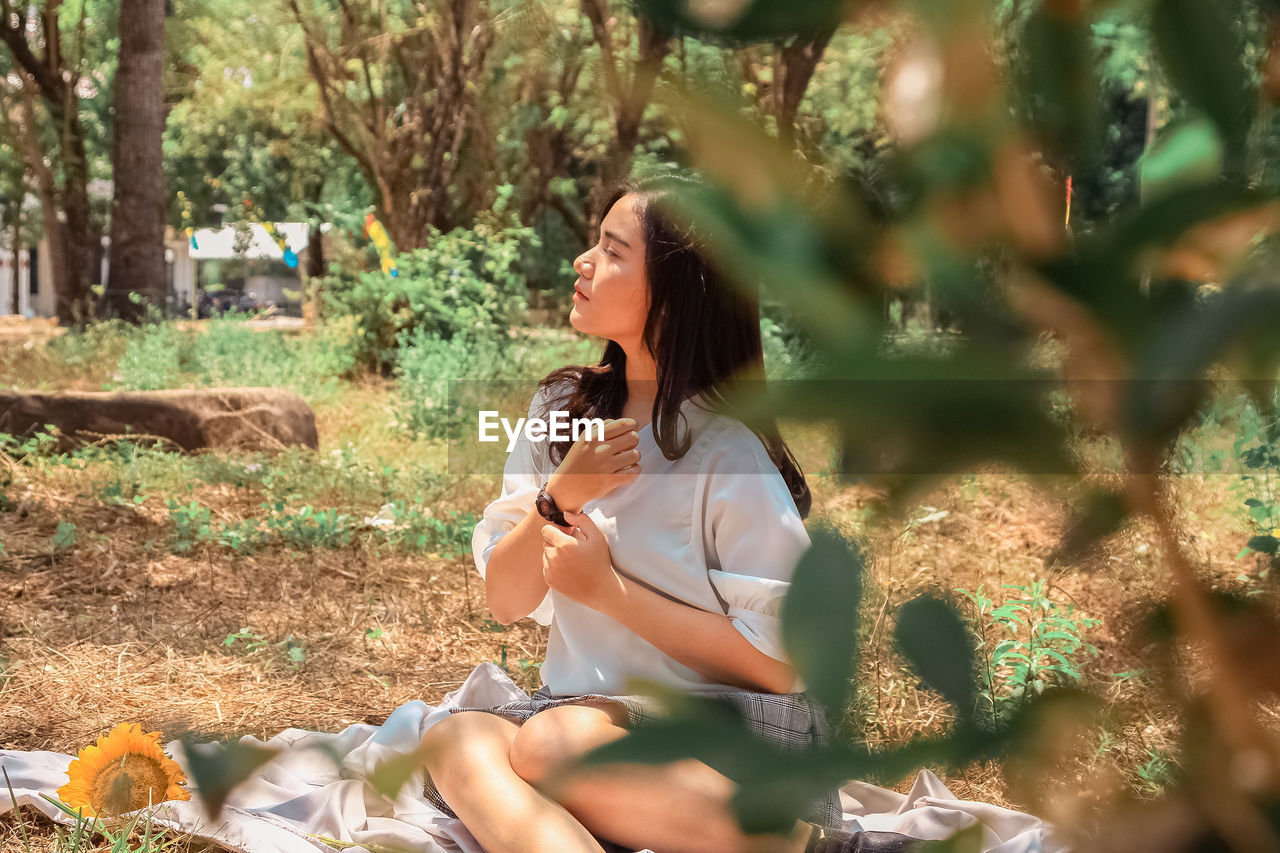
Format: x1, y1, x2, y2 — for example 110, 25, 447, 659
805, 824, 924, 853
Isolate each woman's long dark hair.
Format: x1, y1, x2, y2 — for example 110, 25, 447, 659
538, 172, 811, 518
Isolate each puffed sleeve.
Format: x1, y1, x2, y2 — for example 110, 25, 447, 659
470, 384, 567, 626
698, 424, 811, 689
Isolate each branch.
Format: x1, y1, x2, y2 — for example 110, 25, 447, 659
0, 5, 65, 103
776, 25, 835, 147
580, 0, 623, 108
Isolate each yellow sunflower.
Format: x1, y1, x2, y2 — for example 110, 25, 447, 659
56, 723, 191, 818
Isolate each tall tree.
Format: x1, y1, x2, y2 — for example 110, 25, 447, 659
163, 0, 369, 320
286, 0, 495, 252
105, 0, 166, 318
580, 0, 671, 231
736, 26, 837, 155
0, 0, 102, 323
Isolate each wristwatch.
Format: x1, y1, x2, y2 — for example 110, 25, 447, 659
535, 485, 568, 527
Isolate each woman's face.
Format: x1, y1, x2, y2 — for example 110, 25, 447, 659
570, 193, 648, 344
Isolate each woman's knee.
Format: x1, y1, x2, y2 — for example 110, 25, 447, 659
508, 705, 627, 786
421, 711, 520, 786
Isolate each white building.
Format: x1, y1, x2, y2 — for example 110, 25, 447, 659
170, 221, 320, 312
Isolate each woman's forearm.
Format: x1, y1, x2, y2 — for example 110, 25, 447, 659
596, 571, 797, 694
483, 508, 554, 624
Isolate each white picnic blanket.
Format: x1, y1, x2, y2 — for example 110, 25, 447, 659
0, 663, 1067, 852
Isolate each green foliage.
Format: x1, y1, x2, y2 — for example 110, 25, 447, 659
780, 526, 864, 724
222, 627, 270, 655
366, 500, 478, 557
261, 501, 354, 550
1230, 397, 1280, 580
185, 317, 354, 394
326, 221, 536, 373
89, 442, 149, 507
223, 627, 307, 670
52, 522, 78, 552
0, 427, 63, 459
761, 316, 822, 380
395, 325, 596, 436
34, 791, 191, 853
395, 328, 505, 436
894, 595, 980, 723
1151, 0, 1255, 169
957, 582, 1100, 727
111, 322, 186, 391
1134, 746, 1180, 796
160, 493, 470, 558
110, 318, 355, 399
180, 738, 278, 822
166, 499, 214, 554
492, 643, 542, 690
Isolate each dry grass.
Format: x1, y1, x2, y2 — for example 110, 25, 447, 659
0, 327, 1272, 850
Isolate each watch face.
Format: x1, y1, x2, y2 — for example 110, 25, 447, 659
536, 490, 565, 524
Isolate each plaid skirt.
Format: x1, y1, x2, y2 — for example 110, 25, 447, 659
422, 686, 844, 834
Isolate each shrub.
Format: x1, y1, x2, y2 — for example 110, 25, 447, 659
957, 581, 1101, 727
111, 317, 355, 399
395, 327, 505, 437
326, 220, 537, 373
113, 322, 188, 390
395, 326, 596, 438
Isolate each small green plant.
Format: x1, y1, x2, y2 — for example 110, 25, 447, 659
1230, 401, 1280, 582
215, 518, 267, 554
492, 644, 541, 688
222, 628, 306, 671
263, 502, 354, 550
166, 499, 215, 553
957, 580, 1101, 726
0, 426, 61, 459
367, 500, 478, 555
52, 521, 78, 552
223, 627, 270, 654
395, 328, 504, 436
109, 317, 354, 400
1134, 747, 1179, 796
279, 635, 307, 669
432, 509, 480, 558
94, 477, 147, 507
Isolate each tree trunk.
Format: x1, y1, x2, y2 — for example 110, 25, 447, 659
105, 0, 167, 321
774, 27, 835, 155
10, 195, 20, 316
580, 1, 671, 235
60, 106, 98, 324
16, 87, 68, 318
0, 1, 97, 322
304, 216, 325, 328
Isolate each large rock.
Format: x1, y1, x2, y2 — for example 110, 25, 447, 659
0, 388, 319, 452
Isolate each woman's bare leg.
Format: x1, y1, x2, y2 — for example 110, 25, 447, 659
508, 704, 814, 853
421, 711, 608, 853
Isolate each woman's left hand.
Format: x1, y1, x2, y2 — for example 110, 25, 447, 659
540, 510, 623, 611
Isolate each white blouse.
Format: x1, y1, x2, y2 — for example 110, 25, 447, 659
470, 383, 812, 697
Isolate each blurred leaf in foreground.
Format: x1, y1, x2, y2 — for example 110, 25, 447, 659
181, 738, 278, 821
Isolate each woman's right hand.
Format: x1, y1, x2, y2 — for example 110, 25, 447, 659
544, 418, 642, 513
